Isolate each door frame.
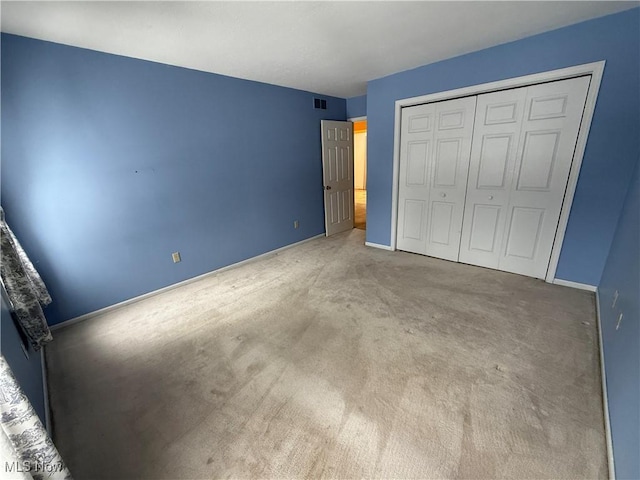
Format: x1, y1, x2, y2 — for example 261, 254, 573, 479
389, 61, 605, 283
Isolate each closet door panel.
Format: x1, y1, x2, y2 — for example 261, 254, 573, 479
397, 97, 476, 259
424, 96, 477, 261
459, 87, 528, 269
467, 204, 502, 253
396, 104, 435, 255
500, 76, 590, 278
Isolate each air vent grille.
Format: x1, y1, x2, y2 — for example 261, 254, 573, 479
314, 98, 327, 110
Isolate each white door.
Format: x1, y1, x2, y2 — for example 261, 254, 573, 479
396, 97, 476, 260
458, 86, 529, 269
321, 120, 354, 236
396, 103, 434, 254
460, 76, 590, 278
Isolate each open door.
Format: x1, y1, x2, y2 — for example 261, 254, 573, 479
321, 120, 354, 236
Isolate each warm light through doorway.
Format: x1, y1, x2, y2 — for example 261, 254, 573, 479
353, 119, 367, 230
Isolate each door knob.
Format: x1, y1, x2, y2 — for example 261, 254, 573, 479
325, 186, 332, 190
488, 195, 494, 200
440, 193, 446, 198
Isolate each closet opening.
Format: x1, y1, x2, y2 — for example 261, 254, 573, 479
389, 62, 605, 282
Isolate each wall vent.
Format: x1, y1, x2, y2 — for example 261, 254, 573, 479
314, 98, 327, 110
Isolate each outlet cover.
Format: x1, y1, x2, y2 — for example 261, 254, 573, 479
294, 220, 299, 229
172, 252, 181, 263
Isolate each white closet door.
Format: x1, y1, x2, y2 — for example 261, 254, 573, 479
460, 76, 590, 278
499, 76, 590, 278
397, 97, 476, 259
397, 103, 435, 255
459, 87, 528, 269
425, 97, 477, 261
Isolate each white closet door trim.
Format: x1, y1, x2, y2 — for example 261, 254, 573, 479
390, 61, 605, 283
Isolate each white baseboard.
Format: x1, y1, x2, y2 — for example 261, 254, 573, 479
51, 234, 325, 331
40, 349, 51, 435
552, 278, 597, 292
365, 241, 393, 251
595, 290, 616, 480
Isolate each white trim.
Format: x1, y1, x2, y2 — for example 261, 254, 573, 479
552, 278, 598, 292
546, 65, 605, 282
365, 241, 393, 251
390, 98, 402, 252
348, 116, 367, 122
390, 61, 606, 281
51, 234, 325, 331
595, 290, 616, 480
40, 350, 52, 435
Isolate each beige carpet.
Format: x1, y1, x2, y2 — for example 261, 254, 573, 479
46, 229, 606, 479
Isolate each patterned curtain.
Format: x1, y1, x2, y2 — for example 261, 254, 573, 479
0, 356, 72, 479
0, 208, 53, 350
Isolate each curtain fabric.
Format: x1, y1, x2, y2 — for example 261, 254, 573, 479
0, 356, 72, 480
0, 208, 53, 350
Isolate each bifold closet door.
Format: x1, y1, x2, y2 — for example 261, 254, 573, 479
458, 87, 528, 270
459, 76, 591, 279
397, 96, 476, 260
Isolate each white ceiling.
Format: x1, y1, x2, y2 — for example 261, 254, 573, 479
1, 1, 637, 98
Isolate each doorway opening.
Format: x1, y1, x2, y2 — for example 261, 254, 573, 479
353, 119, 367, 230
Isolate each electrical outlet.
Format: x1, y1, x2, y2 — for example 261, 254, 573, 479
612, 290, 619, 309
172, 252, 181, 263
615, 312, 624, 330
293, 220, 299, 229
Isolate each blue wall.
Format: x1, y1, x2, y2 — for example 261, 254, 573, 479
346, 95, 367, 118
1, 291, 47, 424
598, 159, 639, 480
1, 34, 346, 325
366, 8, 640, 286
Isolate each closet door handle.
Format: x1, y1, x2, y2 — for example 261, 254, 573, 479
440, 193, 446, 198
488, 195, 494, 200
